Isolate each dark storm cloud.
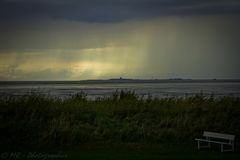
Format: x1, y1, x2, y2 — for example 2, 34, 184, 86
1, 0, 240, 22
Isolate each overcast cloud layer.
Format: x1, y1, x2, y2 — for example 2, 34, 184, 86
0, 0, 240, 80
1, 0, 240, 22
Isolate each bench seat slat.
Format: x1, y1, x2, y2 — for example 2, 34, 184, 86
195, 138, 232, 145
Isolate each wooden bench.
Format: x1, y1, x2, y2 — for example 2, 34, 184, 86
195, 131, 235, 152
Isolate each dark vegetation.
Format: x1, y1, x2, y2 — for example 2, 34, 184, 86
0, 91, 240, 148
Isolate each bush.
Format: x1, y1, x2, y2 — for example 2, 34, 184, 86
0, 92, 239, 147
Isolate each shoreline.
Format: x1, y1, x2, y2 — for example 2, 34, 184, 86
1, 79, 240, 85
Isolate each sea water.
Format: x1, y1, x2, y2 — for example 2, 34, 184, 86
0, 82, 240, 99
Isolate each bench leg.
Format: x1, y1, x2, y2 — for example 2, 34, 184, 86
197, 140, 211, 150
220, 144, 235, 152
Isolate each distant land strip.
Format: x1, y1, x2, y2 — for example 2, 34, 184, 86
1, 79, 240, 85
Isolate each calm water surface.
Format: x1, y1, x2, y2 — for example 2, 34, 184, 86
1, 82, 240, 99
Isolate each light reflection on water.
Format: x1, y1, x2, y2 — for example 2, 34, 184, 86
0, 82, 240, 99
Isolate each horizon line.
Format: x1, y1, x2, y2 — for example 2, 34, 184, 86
1, 78, 240, 82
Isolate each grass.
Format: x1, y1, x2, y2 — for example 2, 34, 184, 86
1, 143, 240, 160
0, 91, 240, 159
65, 143, 240, 160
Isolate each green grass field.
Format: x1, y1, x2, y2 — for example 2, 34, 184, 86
0, 91, 240, 159
1, 143, 240, 160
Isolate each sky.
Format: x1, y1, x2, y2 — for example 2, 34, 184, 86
0, 0, 240, 80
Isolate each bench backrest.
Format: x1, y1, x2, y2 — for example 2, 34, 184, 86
203, 131, 235, 140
